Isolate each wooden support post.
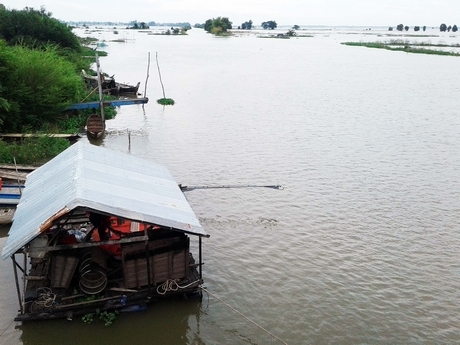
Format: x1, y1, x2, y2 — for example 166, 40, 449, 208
199, 236, 202, 280
22, 252, 27, 314
12, 255, 23, 314
144, 224, 152, 295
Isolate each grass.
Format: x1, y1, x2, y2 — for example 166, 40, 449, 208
0, 137, 70, 165
342, 40, 460, 56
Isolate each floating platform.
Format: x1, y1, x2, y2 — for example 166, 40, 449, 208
66, 98, 149, 110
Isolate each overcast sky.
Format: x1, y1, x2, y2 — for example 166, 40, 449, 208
2, 0, 459, 27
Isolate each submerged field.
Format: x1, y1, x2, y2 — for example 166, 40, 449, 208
342, 39, 460, 56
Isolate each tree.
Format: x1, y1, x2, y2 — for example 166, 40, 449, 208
241, 20, 253, 30
204, 19, 212, 32
453, 25, 458, 32
440, 23, 447, 31
262, 21, 277, 30
404, 26, 409, 31
286, 29, 296, 37
414, 26, 420, 31
423, 26, 426, 31
292, 25, 300, 30
0, 6, 81, 52
396, 24, 404, 31
129, 21, 139, 29
204, 17, 232, 35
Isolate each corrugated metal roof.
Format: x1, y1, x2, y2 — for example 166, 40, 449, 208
2, 142, 207, 260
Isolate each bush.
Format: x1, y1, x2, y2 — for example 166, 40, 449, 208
0, 43, 86, 132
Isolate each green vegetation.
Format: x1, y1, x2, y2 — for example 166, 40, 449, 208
127, 21, 149, 29
0, 6, 118, 163
99, 310, 118, 326
156, 27, 189, 35
157, 98, 175, 105
82, 309, 119, 326
239, 20, 253, 30
204, 17, 232, 35
341, 40, 460, 56
0, 6, 81, 51
262, 21, 278, 30
0, 42, 86, 132
0, 136, 70, 165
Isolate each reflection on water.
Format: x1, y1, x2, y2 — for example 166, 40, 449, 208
17, 298, 203, 345
1, 25, 460, 345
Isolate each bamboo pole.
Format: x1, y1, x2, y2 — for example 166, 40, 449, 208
13, 157, 22, 197
144, 52, 150, 97
95, 52, 105, 122
156, 52, 166, 99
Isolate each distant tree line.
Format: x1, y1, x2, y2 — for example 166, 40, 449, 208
389, 23, 458, 32
440, 23, 458, 32
128, 21, 149, 29
201, 18, 279, 32
164, 27, 189, 35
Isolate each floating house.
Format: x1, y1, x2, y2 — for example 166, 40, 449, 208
1, 142, 208, 321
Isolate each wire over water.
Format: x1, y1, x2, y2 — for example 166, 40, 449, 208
200, 286, 288, 345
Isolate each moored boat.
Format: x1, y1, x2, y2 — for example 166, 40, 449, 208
82, 70, 140, 95
85, 114, 105, 138
110, 81, 141, 95
81, 69, 116, 90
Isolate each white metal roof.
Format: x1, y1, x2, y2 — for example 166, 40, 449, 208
2, 141, 207, 260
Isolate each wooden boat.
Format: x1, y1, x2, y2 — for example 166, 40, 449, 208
110, 81, 140, 95
1, 142, 208, 322
86, 53, 106, 138
82, 70, 140, 95
85, 114, 105, 138
0, 183, 24, 207
81, 69, 116, 90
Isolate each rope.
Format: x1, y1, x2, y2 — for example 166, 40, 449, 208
200, 286, 288, 345
31, 287, 56, 311
156, 279, 201, 295
0, 319, 15, 337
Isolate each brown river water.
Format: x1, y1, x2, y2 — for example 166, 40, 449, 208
1, 26, 459, 345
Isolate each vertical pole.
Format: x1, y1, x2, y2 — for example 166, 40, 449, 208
144, 52, 150, 97
128, 130, 131, 153
22, 252, 27, 314
199, 236, 202, 280
13, 157, 22, 197
12, 255, 23, 314
95, 52, 105, 122
145, 225, 151, 294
